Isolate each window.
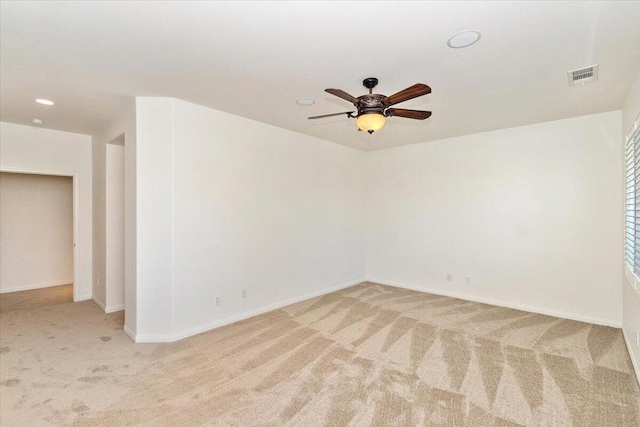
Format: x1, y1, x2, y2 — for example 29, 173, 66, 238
625, 121, 640, 275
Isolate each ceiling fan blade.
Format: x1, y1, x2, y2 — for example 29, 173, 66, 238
308, 111, 355, 120
325, 88, 359, 104
386, 108, 432, 120
384, 83, 431, 106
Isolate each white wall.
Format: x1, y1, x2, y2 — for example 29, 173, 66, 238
0, 122, 92, 301
0, 173, 73, 292
129, 100, 622, 341
134, 98, 173, 338
92, 99, 136, 329
131, 97, 366, 341
124, 103, 137, 333
106, 142, 124, 311
622, 66, 640, 379
92, 131, 107, 306
365, 111, 622, 326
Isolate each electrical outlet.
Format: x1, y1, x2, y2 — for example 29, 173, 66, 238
241, 289, 247, 298
465, 276, 471, 285
446, 273, 452, 282
97, 278, 100, 287
215, 296, 220, 306
346, 265, 351, 273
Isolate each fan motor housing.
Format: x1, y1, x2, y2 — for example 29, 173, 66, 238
356, 94, 386, 116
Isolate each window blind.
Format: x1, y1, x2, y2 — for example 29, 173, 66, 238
626, 124, 640, 275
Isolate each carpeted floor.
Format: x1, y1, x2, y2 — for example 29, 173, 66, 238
0, 284, 73, 314
0, 282, 638, 426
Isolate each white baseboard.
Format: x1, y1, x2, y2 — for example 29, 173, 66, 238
92, 297, 124, 313
132, 278, 365, 343
106, 304, 124, 313
123, 325, 136, 342
74, 294, 92, 302
1, 279, 73, 294
367, 278, 621, 328
622, 328, 640, 385
92, 297, 107, 311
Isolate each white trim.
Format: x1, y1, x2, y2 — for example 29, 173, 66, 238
0, 166, 81, 303
106, 304, 124, 313
92, 297, 107, 311
367, 278, 621, 328
0, 166, 76, 178
132, 278, 365, 343
624, 264, 640, 300
74, 293, 92, 302
123, 325, 136, 342
622, 328, 640, 385
92, 297, 123, 313
0, 280, 73, 294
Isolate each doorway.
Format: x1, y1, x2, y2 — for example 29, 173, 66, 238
0, 171, 77, 312
104, 137, 125, 312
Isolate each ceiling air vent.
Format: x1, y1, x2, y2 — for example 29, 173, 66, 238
567, 64, 598, 86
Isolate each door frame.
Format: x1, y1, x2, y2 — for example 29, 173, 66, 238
0, 167, 79, 301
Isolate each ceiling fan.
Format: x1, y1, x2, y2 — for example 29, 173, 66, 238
308, 77, 432, 134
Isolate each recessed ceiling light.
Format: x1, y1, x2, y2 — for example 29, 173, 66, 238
32, 118, 43, 125
296, 98, 315, 106
35, 98, 55, 106
447, 30, 481, 48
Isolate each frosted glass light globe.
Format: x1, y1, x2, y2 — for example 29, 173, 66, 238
356, 113, 386, 133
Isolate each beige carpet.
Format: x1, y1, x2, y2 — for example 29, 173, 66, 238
0, 282, 638, 426
0, 284, 73, 314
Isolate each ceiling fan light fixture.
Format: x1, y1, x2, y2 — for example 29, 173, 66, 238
311, 78, 431, 132
356, 113, 386, 134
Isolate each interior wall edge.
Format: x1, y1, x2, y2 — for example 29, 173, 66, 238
91, 296, 122, 313
123, 325, 136, 342
105, 304, 124, 314
90, 98, 136, 333
92, 296, 107, 312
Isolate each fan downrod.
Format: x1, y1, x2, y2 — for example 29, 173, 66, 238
363, 77, 379, 93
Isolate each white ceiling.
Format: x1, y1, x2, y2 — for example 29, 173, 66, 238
1, 1, 639, 150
